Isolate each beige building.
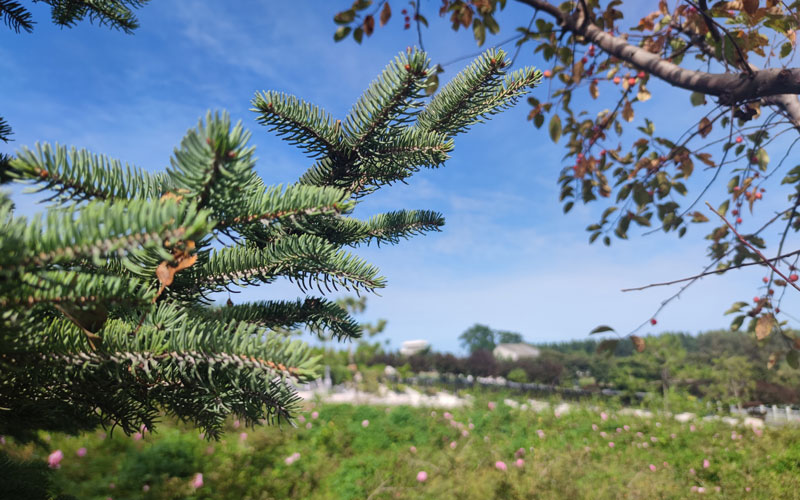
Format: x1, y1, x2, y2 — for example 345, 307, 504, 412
493, 343, 541, 361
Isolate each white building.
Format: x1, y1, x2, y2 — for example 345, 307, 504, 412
493, 343, 540, 361
400, 340, 429, 356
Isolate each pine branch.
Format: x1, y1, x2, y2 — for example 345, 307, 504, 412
10, 143, 172, 204
40, 0, 148, 34
183, 234, 386, 295
0, 114, 13, 142
416, 49, 541, 135
0, 0, 34, 33
202, 297, 362, 341
0, 198, 213, 273
343, 48, 431, 149
252, 91, 346, 159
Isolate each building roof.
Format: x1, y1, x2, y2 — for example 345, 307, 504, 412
493, 343, 540, 357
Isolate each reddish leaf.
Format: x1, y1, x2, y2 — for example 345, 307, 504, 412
742, 0, 758, 15
379, 1, 391, 26
631, 335, 646, 352
363, 14, 375, 36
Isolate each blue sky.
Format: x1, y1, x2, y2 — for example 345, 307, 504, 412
3, 1, 799, 354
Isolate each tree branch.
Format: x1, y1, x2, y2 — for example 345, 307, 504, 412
515, 0, 800, 105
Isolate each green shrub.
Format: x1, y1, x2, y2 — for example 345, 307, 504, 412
507, 368, 528, 383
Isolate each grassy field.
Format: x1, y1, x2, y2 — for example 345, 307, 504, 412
5, 393, 800, 499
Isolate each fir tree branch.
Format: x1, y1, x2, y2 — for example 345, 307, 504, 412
10, 143, 171, 204
0, 0, 33, 33
252, 91, 346, 159
184, 234, 386, 294
41, 0, 148, 34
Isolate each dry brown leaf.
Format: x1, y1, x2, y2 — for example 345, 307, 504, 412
756, 313, 775, 340
379, 1, 391, 26
363, 14, 375, 36
589, 79, 599, 99
698, 117, 712, 138
631, 335, 646, 353
743, 0, 758, 15
622, 100, 634, 122
156, 261, 175, 287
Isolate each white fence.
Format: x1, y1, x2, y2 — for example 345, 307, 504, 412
729, 404, 800, 425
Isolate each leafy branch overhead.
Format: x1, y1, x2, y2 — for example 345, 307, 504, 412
0, 48, 539, 440
331, 0, 800, 366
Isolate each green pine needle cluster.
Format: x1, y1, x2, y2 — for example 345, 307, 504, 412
0, 48, 540, 441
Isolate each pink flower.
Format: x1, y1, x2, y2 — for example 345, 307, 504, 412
444, 412, 453, 420
601, 412, 608, 421
462, 430, 469, 437
450, 441, 457, 449
311, 411, 319, 420
47, 450, 63, 469
0, 435, 6, 445
515, 447, 525, 458
697, 486, 706, 493
702, 458, 709, 469
284, 452, 301, 465
495, 461, 508, 471
297, 415, 306, 424
416, 471, 428, 482
133, 432, 142, 441
515, 458, 525, 468
690, 424, 696, 432
537, 429, 545, 439
636, 431, 644, 438
746, 487, 752, 492
191, 473, 203, 489
239, 432, 247, 441
600, 431, 607, 438
488, 402, 496, 411
690, 468, 696, 475
649, 464, 657, 472
691, 486, 698, 493
233, 419, 240, 429
670, 433, 677, 439
663, 461, 668, 467
616, 428, 622, 433
409, 446, 417, 453
468, 422, 474, 430
76, 447, 87, 457
608, 442, 615, 448
650, 436, 657, 442
199, 432, 205, 440
592, 424, 599, 431
142, 484, 150, 492
362, 420, 369, 428
305, 422, 313, 429
623, 425, 630, 431
754, 428, 763, 437
642, 442, 649, 448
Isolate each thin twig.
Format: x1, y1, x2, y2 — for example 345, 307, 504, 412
706, 201, 800, 292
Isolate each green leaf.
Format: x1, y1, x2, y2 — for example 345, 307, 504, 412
690, 92, 706, 106
563, 201, 574, 213
781, 41, 793, 58
534, 113, 545, 128
334, 10, 356, 24
484, 14, 500, 34
334, 26, 352, 41
724, 301, 749, 315
352, 0, 371, 11
730, 314, 745, 331
473, 19, 486, 46
549, 114, 562, 143
788, 350, 799, 369
597, 339, 619, 355
589, 325, 615, 335
353, 26, 364, 43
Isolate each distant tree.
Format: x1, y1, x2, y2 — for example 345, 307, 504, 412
496, 330, 523, 344
459, 323, 496, 353
709, 355, 755, 409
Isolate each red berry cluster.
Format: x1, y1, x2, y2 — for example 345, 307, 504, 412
402, 8, 410, 29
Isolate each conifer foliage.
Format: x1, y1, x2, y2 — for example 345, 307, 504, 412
0, 48, 540, 440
